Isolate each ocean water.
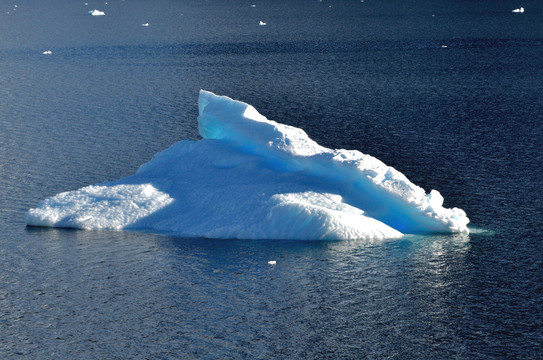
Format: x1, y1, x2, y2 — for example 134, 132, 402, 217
1, 0, 542, 358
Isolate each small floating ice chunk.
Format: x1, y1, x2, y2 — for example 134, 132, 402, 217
512, 7, 524, 13
251, 4, 256, 7
142, 23, 149, 27
268, 260, 277, 265
89, 9, 105, 16
441, 45, 448, 48
42, 50, 52, 55
259, 20, 266, 26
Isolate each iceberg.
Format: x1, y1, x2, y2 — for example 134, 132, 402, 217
89, 9, 105, 16
26, 91, 469, 240
512, 7, 524, 13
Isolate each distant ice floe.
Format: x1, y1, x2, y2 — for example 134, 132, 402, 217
42, 50, 52, 55
89, 9, 105, 16
512, 7, 524, 13
259, 20, 266, 26
26, 91, 470, 240
142, 23, 149, 27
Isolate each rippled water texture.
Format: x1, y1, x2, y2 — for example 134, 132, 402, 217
1, 0, 542, 358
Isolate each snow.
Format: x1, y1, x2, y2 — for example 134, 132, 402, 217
89, 9, 105, 16
27, 184, 173, 230
26, 90, 470, 240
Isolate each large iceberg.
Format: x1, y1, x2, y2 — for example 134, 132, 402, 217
26, 91, 469, 240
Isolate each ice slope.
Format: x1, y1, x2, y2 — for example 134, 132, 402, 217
26, 91, 469, 240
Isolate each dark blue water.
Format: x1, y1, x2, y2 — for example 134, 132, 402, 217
1, 0, 542, 358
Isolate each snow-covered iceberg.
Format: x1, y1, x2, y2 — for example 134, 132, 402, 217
26, 90, 469, 240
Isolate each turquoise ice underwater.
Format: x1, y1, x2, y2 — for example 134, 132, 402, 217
27, 91, 469, 240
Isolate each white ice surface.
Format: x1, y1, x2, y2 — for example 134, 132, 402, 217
26, 90, 469, 240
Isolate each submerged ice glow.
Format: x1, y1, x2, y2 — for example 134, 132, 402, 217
26, 91, 469, 240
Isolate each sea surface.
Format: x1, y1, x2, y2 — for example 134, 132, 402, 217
1, 0, 542, 358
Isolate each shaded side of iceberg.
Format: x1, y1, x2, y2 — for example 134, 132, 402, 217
26, 91, 469, 240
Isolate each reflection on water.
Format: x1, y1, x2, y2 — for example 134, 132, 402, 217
3, 223, 541, 358
3, 228, 474, 358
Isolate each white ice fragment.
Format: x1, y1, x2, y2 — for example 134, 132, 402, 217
142, 23, 149, 27
268, 260, 277, 265
259, 20, 266, 26
251, 4, 256, 7
427, 190, 444, 209
441, 45, 448, 48
89, 9, 105, 16
512, 7, 524, 13
42, 50, 52, 55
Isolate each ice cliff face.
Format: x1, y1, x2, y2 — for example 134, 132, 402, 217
26, 90, 469, 240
